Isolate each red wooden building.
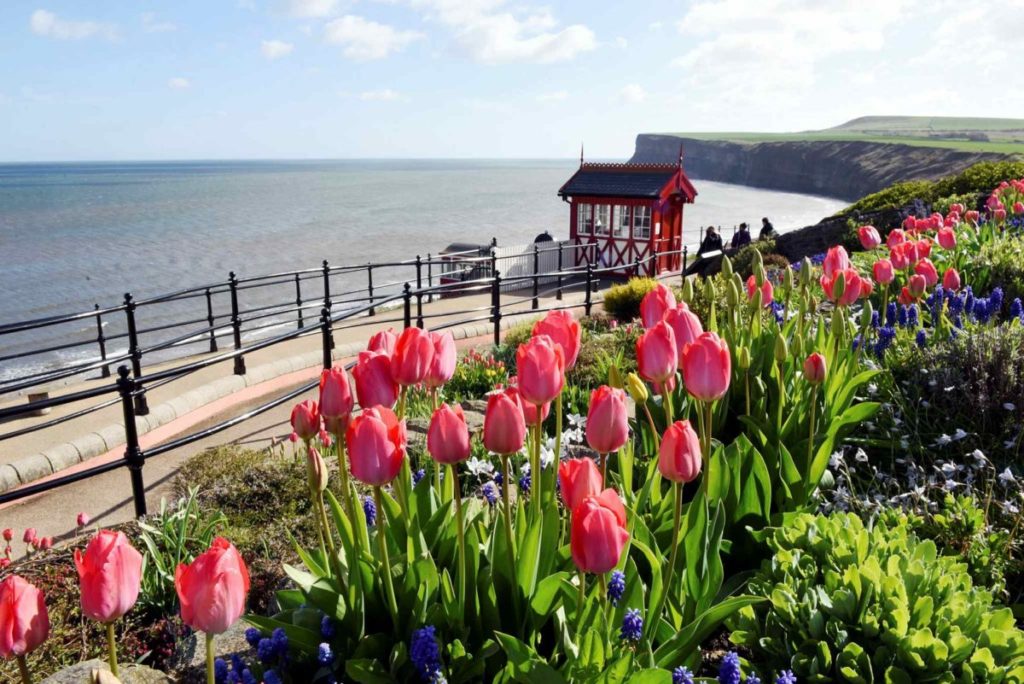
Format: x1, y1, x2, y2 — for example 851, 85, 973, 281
558, 157, 697, 276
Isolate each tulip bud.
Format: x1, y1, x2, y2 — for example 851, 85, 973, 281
721, 255, 733, 279
773, 333, 788, 364
752, 288, 762, 311
703, 275, 715, 303
737, 345, 751, 370
783, 265, 794, 291
726, 279, 739, 308
831, 271, 846, 302
860, 300, 874, 328
800, 258, 812, 288
306, 446, 328, 492
607, 362, 623, 389
626, 373, 649, 404
753, 259, 765, 285
803, 353, 826, 385
91, 670, 122, 684
681, 277, 694, 303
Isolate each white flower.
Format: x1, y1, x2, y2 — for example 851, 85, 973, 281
998, 467, 1017, 485
943, 386, 956, 393
867, 383, 878, 395
567, 413, 586, 428
970, 449, 987, 465
934, 434, 952, 446
855, 449, 869, 463
828, 452, 844, 469
1005, 439, 1018, 450
466, 457, 495, 478
539, 444, 555, 470
1004, 402, 1016, 411
952, 428, 968, 441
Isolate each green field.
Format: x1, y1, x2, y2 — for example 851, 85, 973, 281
664, 116, 1024, 155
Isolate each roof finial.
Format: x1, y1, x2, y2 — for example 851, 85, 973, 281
580, 142, 585, 167
678, 142, 685, 169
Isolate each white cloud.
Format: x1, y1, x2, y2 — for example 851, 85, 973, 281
620, 84, 647, 104
536, 90, 568, 102
168, 77, 191, 90
412, 0, 596, 64
142, 12, 176, 33
30, 9, 117, 41
614, 36, 628, 49
261, 39, 295, 59
324, 15, 423, 60
357, 88, 404, 101
289, 0, 341, 18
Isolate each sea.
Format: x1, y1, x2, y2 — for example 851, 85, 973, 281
0, 159, 846, 383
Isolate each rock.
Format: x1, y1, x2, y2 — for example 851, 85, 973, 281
168, 619, 253, 675
41, 659, 171, 684
460, 399, 487, 432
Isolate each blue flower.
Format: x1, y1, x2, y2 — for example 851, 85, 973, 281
244, 627, 261, 648
482, 482, 498, 505
991, 286, 1004, 314
413, 468, 426, 485
620, 609, 643, 643
885, 302, 897, 327
271, 628, 288, 657
673, 666, 695, 684
870, 310, 879, 329
874, 326, 896, 358
518, 471, 531, 495
362, 495, 377, 527
1010, 298, 1023, 320
916, 329, 927, 349
257, 638, 276, 664
775, 670, 797, 684
608, 570, 625, 606
746, 675, 762, 684
214, 658, 229, 684
718, 651, 742, 684
263, 670, 282, 684
851, 334, 861, 352
897, 305, 908, 327
493, 471, 503, 486
321, 615, 335, 639
240, 670, 258, 684
410, 625, 443, 682
318, 642, 334, 666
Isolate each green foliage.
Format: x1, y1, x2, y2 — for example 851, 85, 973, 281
603, 277, 658, 322
443, 348, 508, 404
845, 179, 933, 213
845, 160, 1024, 213
731, 512, 1024, 682
568, 323, 641, 391
970, 235, 1024, 304
731, 240, 778, 279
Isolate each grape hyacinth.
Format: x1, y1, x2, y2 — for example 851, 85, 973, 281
897, 305, 908, 328
607, 570, 625, 606
874, 326, 896, 358
673, 666, 695, 684
482, 482, 498, 506
257, 638, 276, 664
493, 471, 503, 486
244, 627, 261, 648
321, 615, 335, 639
263, 670, 282, 684
410, 625, 443, 682
916, 329, 928, 349
870, 310, 879, 329
413, 468, 426, 486
518, 471, 531, 496
718, 651, 742, 684
620, 608, 643, 643
318, 642, 334, 666
885, 302, 897, 327
1011, 298, 1023, 321
746, 675, 762, 684
362, 495, 377, 527
776, 670, 797, 684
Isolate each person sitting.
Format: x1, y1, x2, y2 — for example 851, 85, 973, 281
759, 217, 776, 240
731, 223, 752, 250
698, 225, 724, 255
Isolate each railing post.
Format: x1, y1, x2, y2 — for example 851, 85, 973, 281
205, 288, 218, 352
491, 270, 503, 347
490, 246, 498, 279
415, 255, 423, 325
229, 272, 246, 376
532, 244, 540, 310
556, 242, 564, 301
403, 283, 412, 329
320, 308, 333, 369
681, 245, 688, 286
427, 253, 434, 303
367, 265, 376, 317
585, 263, 594, 317
123, 293, 149, 415
294, 275, 304, 330
322, 260, 331, 311
634, 256, 641, 279
94, 304, 110, 378
117, 365, 147, 518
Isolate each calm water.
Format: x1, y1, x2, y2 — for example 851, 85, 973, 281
0, 160, 846, 380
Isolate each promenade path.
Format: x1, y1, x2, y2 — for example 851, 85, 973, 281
0, 278, 628, 551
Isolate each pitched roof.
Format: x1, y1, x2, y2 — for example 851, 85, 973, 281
558, 162, 696, 200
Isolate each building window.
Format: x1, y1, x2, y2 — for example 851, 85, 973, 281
594, 205, 610, 236
577, 203, 592, 235
614, 205, 629, 238
633, 205, 652, 240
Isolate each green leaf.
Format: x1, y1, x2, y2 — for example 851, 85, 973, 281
493, 631, 567, 684
345, 658, 397, 684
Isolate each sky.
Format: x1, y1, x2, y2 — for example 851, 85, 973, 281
1, 0, 1023, 161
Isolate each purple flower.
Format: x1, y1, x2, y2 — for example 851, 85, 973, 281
410, 625, 443, 682
620, 609, 643, 642
608, 570, 625, 606
673, 666, 695, 684
719, 651, 742, 684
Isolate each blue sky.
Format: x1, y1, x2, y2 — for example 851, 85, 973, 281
2, 0, 1022, 161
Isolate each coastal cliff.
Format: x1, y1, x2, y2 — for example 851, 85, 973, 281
630, 134, 1010, 201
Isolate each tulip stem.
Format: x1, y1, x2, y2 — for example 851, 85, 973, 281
532, 415, 542, 520
576, 571, 586, 648
744, 370, 750, 417
373, 486, 400, 624
16, 655, 32, 684
662, 387, 674, 425
807, 386, 818, 488
500, 454, 516, 557
334, 434, 356, 532
642, 402, 660, 453
600, 452, 608, 483
701, 402, 714, 496
599, 573, 610, 638
107, 622, 119, 678
652, 481, 682, 639
553, 392, 563, 504
205, 632, 215, 684
450, 464, 467, 618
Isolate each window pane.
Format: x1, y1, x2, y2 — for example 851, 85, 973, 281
577, 203, 592, 235
595, 205, 610, 236
615, 205, 629, 237
633, 206, 651, 239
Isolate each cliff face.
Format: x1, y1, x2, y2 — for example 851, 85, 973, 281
630, 135, 1010, 201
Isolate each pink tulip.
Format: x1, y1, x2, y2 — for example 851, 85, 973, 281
859, 277, 874, 299
366, 328, 398, 355
175, 538, 250, 635
352, 350, 399, 409
937, 227, 957, 250
966, 210, 980, 225
640, 283, 676, 329
908, 273, 927, 298
306, 445, 328, 492
914, 258, 938, 288
585, 386, 629, 454
803, 353, 826, 385
425, 331, 456, 389
76, 513, 90, 528
902, 215, 916, 231
889, 244, 910, 271
943, 267, 961, 291
558, 458, 603, 513
898, 286, 915, 305
745, 276, 773, 306
0, 575, 49, 658
872, 259, 894, 285
994, 208, 1008, 222
483, 388, 526, 454
74, 530, 143, 623
822, 245, 851, 278
886, 229, 906, 249
2, 530, 11, 542
427, 404, 471, 465
391, 327, 434, 387
515, 335, 566, 406
532, 310, 582, 370
290, 400, 320, 442
570, 491, 629, 574
916, 238, 932, 259
520, 394, 550, 427
318, 429, 332, 448
820, 269, 862, 307
949, 203, 965, 215
1014, 201, 1024, 215
858, 225, 881, 250
663, 305, 703, 364
658, 420, 702, 483
22, 529, 36, 545
318, 367, 353, 434
636, 321, 678, 385
346, 406, 407, 486
682, 331, 731, 402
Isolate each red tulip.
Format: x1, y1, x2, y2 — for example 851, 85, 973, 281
822, 245, 851, 278
965, 210, 980, 224
937, 227, 957, 250
532, 310, 582, 370
318, 367, 353, 434
0, 575, 49, 658
74, 530, 143, 623
658, 420, 701, 483
425, 331, 456, 389
820, 269, 862, 307
366, 328, 397, 355
290, 400, 320, 442
886, 229, 906, 249
353, 350, 399, 409
803, 353, 826, 385
916, 238, 932, 259
22, 529, 36, 545
76, 513, 90, 528
570, 491, 629, 574
908, 273, 927, 298
898, 286, 915, 305
662, 305, 703, 363
175, 538, 250, 635
427, 403, 471, 465
515, 335, 565, 406
682, 331, 731, 402
391, 327, 434, 387
873, 259, 894, 285
640, 283, 676, 329
902, 215, 916, 231
2, 529, 11, 542
859, 277, 874, 299
994, 208, 1008, 222
346, 406, 407, 486
858, 225, 881, 250
745, 276, 773, 305
585, 386, 629, 454
483, 388, 526, 454
950, 203, 965, 215
889, 244, 910, 271
1014, 201, 1024, 215
636, 321, 678, 385
943, 267, 961, 291
558, 458, 603, 513
914, 258, 938, 288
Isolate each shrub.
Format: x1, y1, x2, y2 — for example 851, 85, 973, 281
731, 512, 1024, 681
762, 252, 790, 274
731, 240, 777, 278
970, 235, 1024, 304
845, 179, 933, 213
845, 161, 1024, 214
602, 277, 657, 322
